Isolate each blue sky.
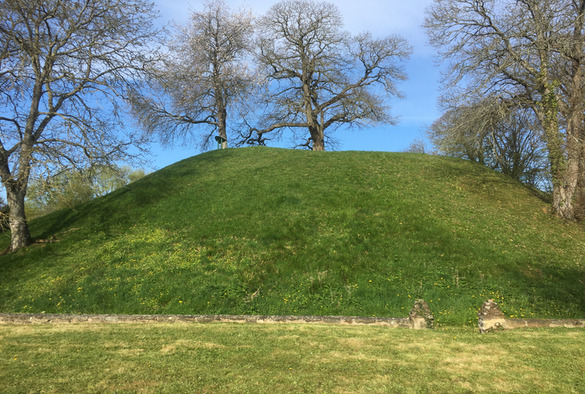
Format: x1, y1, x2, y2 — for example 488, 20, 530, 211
146, 0, 442, 170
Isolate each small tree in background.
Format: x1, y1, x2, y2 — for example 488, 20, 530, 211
404, 138, 430, 154
26, 165, 146, 219
427, 99, 549, 189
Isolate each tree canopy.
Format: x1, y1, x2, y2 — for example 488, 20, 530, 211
425, 0, 585, 220
243, 0, 411, 150
130, 0, 256, 150
26, 165, 146, 219
427, 98, 549, 189
0, 0, 160, 250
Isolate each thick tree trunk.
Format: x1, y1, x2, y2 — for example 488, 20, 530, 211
548, 155, 579, 221
309, 125, 325, 151
311, 135, 325, 151
550, 1, 585, 221
565, 11, 585, 221
575, 159, 585, 221
574, 125, 585, 221
553, 118, 581, 221
5, 185, 32, 251
216, 90, 228, 149
552, 182, 577, 221
218, 110, 228, 149
537, 78, 578, 221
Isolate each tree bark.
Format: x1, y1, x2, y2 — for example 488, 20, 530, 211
214, 77, 229, 149
217, 101, 228, 149
307, 117, 325, 151
564, 1, 585, 221
5, 185, 32, 251
576, 142, 585, 221
311, 133, 325, 151
537, 75, 577, 220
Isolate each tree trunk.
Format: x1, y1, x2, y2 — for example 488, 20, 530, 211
547, 155, 578, 221
552, 183, 577, 220
565, 8, 585, 221
311, 136, 325, 151
218, 112, 228, 149
216, 91, 228, 149
575, 153, 585, 221
573, 123, 585, 221
553, 109, 581, 221
537, 77, 577, 220
309, 125, 325, 151
5, 185, 32, 251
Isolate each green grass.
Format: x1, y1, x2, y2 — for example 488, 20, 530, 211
1, 147, 584, 325
1, 323, 584, 392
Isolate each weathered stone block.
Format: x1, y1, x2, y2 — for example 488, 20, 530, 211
478, 299, 506, 333
409, 299, 434, 329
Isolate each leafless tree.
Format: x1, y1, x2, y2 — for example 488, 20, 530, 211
425, 0, 585, 220
428, 99, 549, 188
404, 138, 430, 154
243, 0, 411, 151
130, 0, 256, 150
0, 0, 160, 251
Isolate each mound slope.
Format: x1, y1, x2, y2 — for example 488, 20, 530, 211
1, 147, 583, 325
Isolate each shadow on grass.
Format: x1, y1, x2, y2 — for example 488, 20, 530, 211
33, 150, 232, 241
499, 263, 585, 318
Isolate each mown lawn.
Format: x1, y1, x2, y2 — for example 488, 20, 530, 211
1, 322, 584, 392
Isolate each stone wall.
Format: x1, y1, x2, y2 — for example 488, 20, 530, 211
2, 300, 583, 333
0, 300, 435, 329
478, 299, 585, 333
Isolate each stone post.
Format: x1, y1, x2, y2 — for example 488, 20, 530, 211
478, 299, 507, 333
409, 299, 434, 329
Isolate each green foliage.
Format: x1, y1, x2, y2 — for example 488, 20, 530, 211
1, 147, 584, 325
25, 165, 146, 219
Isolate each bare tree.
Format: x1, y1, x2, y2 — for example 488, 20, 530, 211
425, 0, 585, 220
404, 138, 430, 154
131, 0, 255, 150
428, 99, 549, 188
0, 0, 159, 251
244, 0, 411, 151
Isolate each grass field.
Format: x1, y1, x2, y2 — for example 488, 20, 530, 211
1, 322, 584, 392
1, 147, 584, 325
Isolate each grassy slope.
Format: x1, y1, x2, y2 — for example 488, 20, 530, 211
1, 147, 584, 325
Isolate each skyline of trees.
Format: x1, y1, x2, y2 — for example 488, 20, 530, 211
130, 0, 412, 152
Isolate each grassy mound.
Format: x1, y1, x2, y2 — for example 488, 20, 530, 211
1, 147, 584, 325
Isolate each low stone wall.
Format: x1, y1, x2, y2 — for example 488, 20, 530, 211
5, 300, 581, 332
478, 299, 585, 333
0, 299, 435, 329
0, 312, 410, 327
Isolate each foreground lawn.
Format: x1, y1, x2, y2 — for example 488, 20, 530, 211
1, 322, 584, 392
